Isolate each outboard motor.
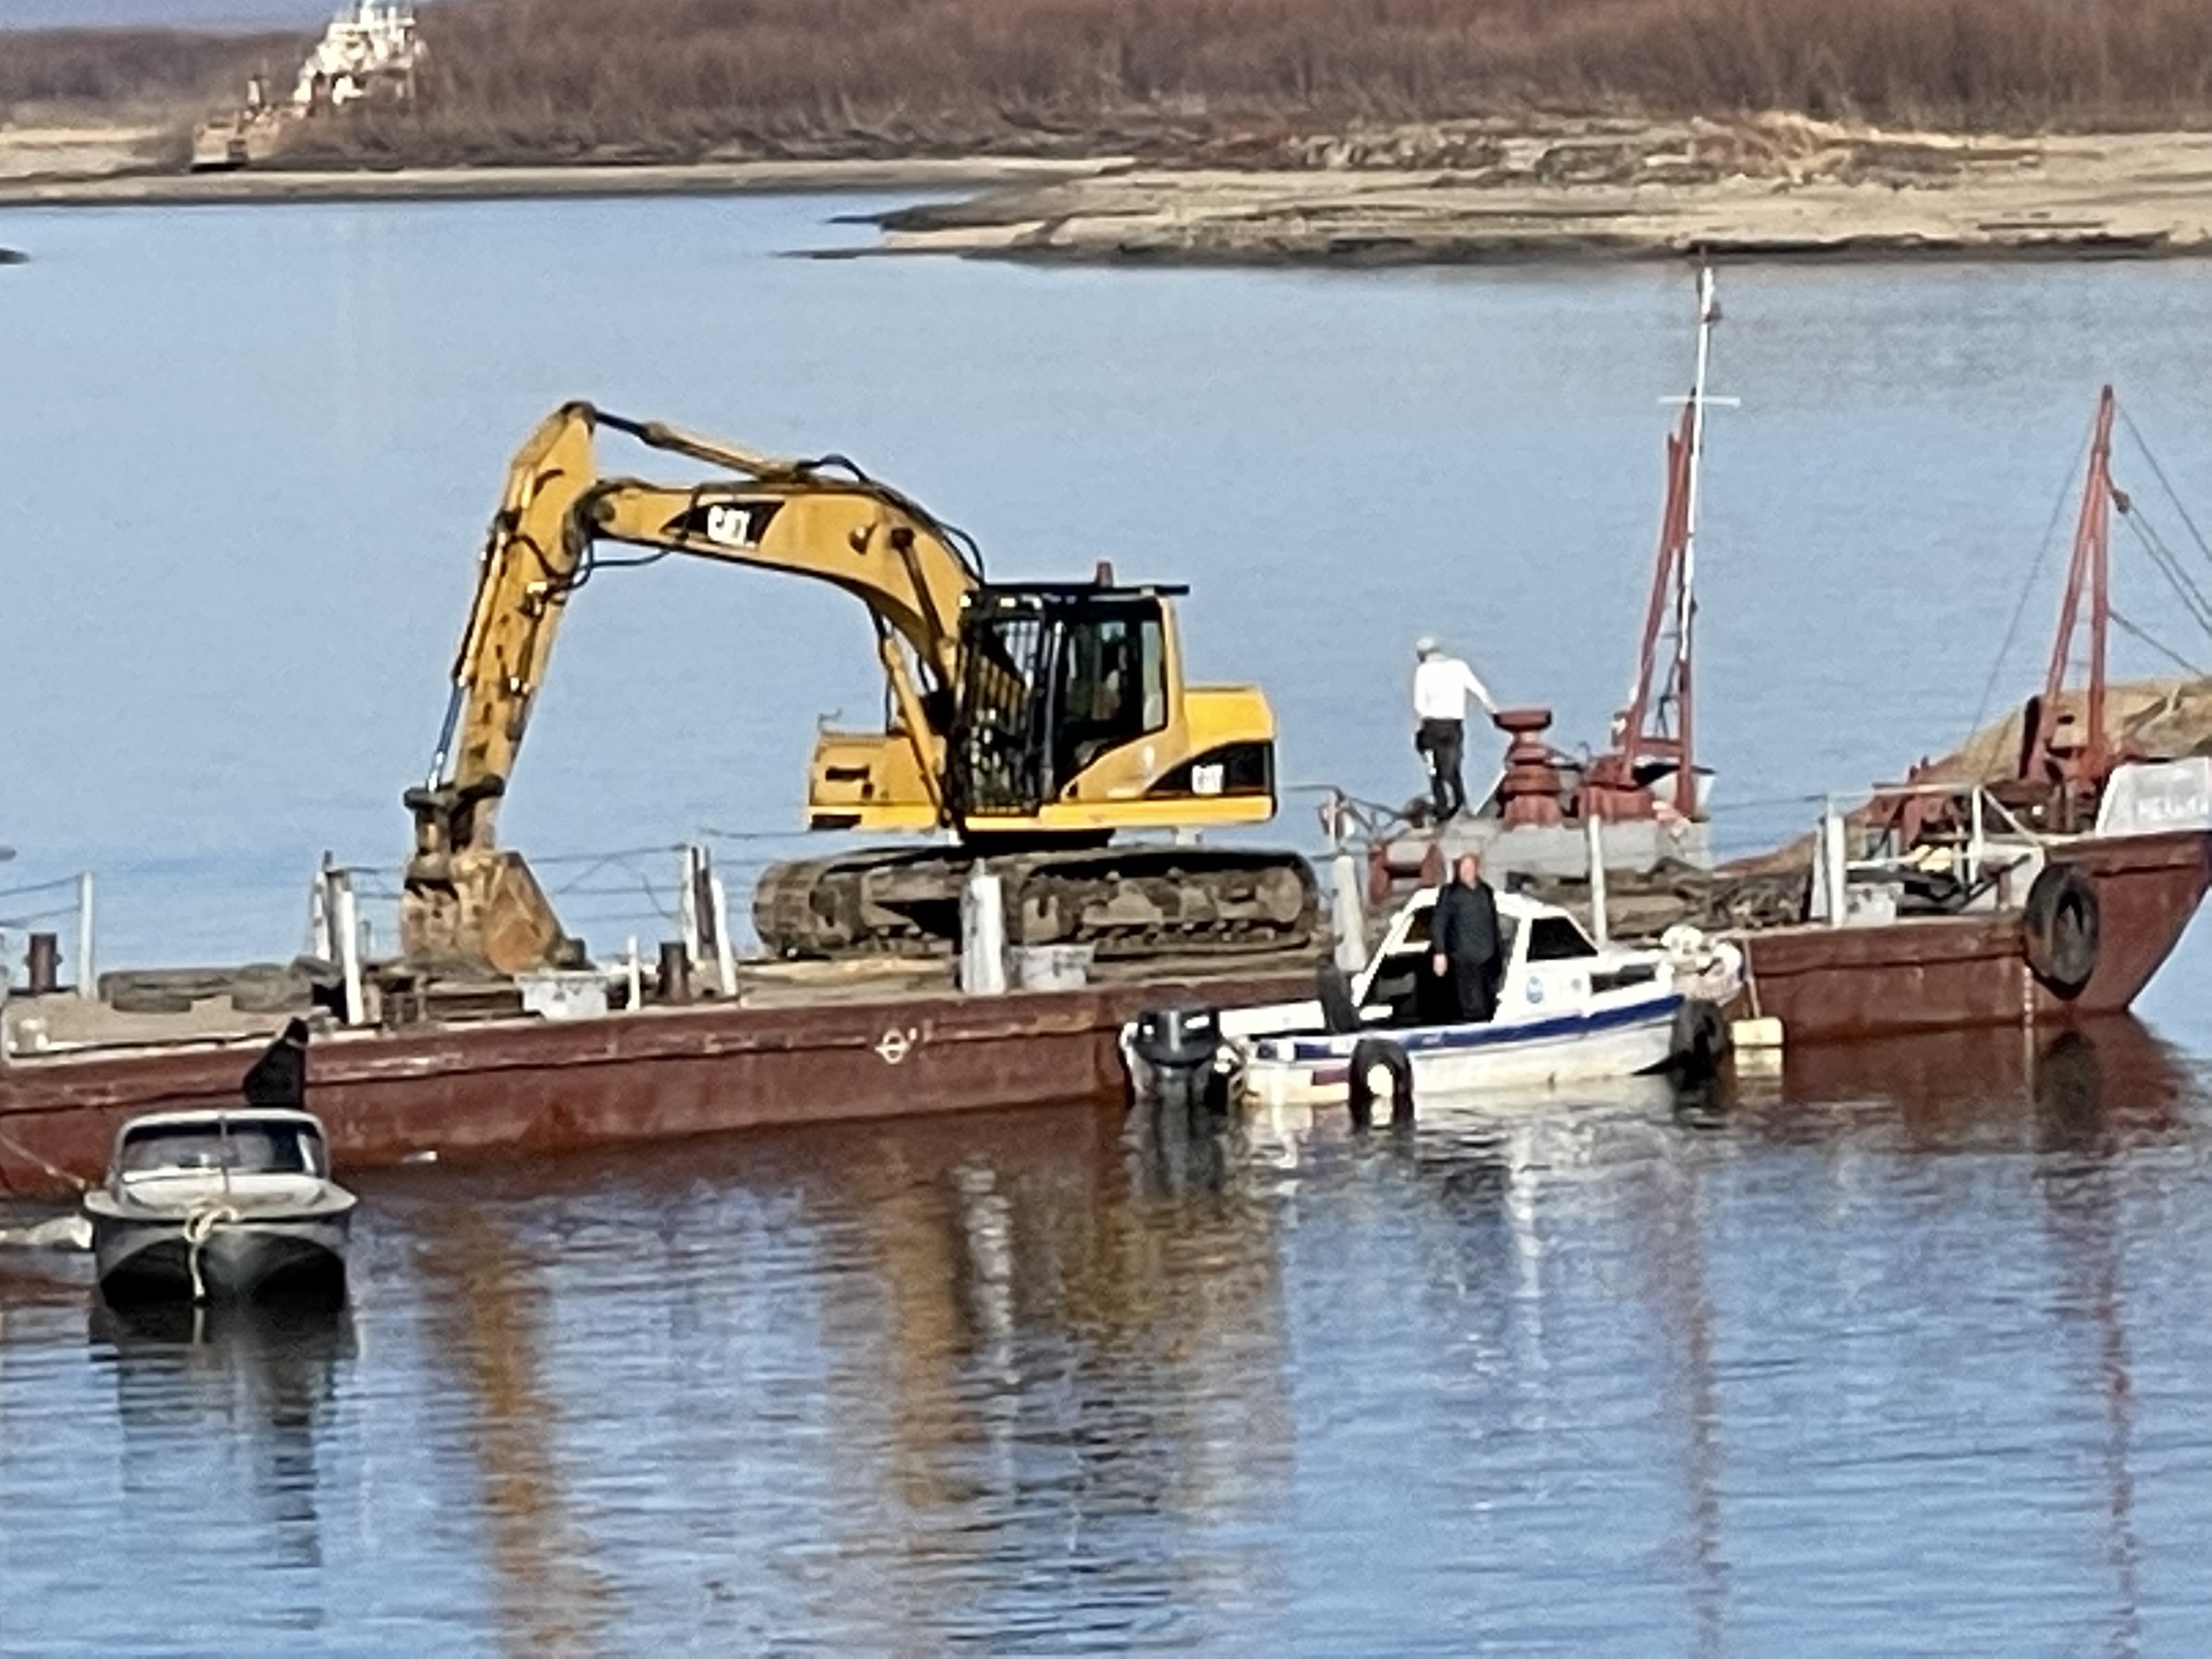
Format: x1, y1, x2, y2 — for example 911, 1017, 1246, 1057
1127, 1004, 1228, 1114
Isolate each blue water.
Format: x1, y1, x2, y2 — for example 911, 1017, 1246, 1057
5, 195, 2212, 1654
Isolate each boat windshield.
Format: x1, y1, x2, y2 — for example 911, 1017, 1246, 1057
1524, 915, 1598, 960
119, 1121, 325, 1179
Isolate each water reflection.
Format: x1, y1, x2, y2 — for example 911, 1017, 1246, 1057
753, 1106, 1295, 1646
385, 1105, 1298, 1650
1124, 1093, 1237, 1201
2040, 1142, 2146, 1659
7, 1026, 2212, 1650
1742, 1017, 2204, 1152
1714, 1017, 2197, 1657
88, 1299, 353, 1581
410, 1205, 614, 1659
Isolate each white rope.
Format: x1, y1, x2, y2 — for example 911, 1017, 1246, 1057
181, 1203, 241, 1304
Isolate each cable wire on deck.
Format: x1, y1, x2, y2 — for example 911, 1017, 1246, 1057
0, 904, 79, 929
2119, 405, 2212, 572
697, 826, 827, 846
2110, 608, 2205, 678
529, 844, 685, 867
1968, 411, 2095, 745
2120, 511, 2212, 648
0, 875, 80, 902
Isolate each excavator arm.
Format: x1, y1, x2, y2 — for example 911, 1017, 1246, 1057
401, 401, 984, 972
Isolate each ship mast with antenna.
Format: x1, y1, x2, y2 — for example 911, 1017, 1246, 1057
1581, 264, 1728, 823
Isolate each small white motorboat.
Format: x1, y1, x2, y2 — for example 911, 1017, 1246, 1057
1123, 887, 1740, 1121
82, 1023, 355, 1305
84, 1108, 355, 1305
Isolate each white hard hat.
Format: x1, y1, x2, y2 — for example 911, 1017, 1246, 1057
1415, 636, 1438, 656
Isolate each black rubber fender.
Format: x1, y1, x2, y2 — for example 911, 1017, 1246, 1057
1668, 999, 1731, 1082
1346, 1036, 1415, 1130
2022, 864, 2100, 999
106, 986, 195, 1016
1317, 962, 1361, 1034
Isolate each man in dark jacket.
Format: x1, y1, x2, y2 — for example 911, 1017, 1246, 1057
1430, 853, 1504, 1023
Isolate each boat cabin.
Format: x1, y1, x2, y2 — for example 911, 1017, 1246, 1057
106, 1109, 332, 1192
1350, 887, 1659, 1028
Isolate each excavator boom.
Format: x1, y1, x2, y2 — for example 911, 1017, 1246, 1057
413, 402, 980, 851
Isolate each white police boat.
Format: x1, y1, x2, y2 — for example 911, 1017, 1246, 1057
1123, 887, 1740, 1121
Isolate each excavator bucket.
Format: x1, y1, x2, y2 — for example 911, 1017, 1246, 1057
399, 847, 574, 977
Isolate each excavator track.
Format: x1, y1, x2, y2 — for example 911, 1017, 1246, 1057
752, 844, 1320, 961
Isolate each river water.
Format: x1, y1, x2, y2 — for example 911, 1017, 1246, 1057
5, 196, 2212, 1651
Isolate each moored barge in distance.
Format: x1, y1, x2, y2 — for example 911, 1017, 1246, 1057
1364, 379, 2212, 1044
1726, 803, 2210, 1041
1679, 385, 2212, 1041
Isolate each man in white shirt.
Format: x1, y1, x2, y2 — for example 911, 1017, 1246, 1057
1412, 637, 1498, 821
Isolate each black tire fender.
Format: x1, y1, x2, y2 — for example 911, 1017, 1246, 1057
108, 986, 195, 1016
1346, 1036, 1415, 1130
2023, 864, 2100, 999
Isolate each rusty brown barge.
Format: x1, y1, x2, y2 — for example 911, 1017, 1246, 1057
0, 963, 1312, 1202
1717, 386, 2212, 1039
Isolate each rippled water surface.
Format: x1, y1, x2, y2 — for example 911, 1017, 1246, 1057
7, 1024, 2212, 1654
7, 197, 2212, 1652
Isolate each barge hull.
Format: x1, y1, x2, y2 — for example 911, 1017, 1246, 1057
1739, 830, 2211, 1043
0, 972, 1305, 1201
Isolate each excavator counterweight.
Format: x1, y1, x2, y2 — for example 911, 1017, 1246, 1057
400, 403, 1317, 974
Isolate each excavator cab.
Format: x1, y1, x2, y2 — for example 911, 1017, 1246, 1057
805, 575, 1278, 838
950, 585, 1170, 820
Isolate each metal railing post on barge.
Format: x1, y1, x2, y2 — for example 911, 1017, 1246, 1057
1585, 815, 1610, 946
708, 871, 737, 997
960, 865, 1008, 995
1816, 802, 1849, 927
676, 842, 739, 997
74, 871, 93, 1002
334, 871, 365, 1026
678, 844, 704, 979
1319, 788, 1368, 974
311, 859, 368, 1026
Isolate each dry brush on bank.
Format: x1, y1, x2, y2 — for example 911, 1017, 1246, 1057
14, 0, 2212, 165
0, 27, 302, 121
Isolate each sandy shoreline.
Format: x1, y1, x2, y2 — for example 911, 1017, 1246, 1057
869, 120, 2212, 265
0, 153, 1113, 211
6, 115, 2212, 265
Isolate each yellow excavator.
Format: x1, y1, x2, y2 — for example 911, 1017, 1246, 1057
400, 402, 1318, 975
